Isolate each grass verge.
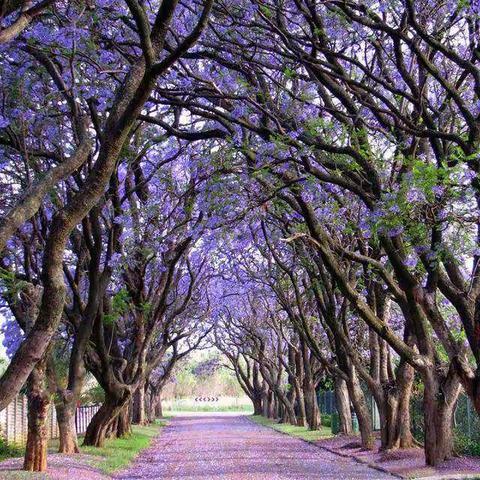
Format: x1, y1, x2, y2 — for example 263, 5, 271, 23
0, 420, 167, 471
164, 404, 253, 413
0, 420, 167, 479
249, 415, 332, 442
79, 421, 166, 474
0, 439, 23, 463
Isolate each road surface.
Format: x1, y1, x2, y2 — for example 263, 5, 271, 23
115, 415, 392, 479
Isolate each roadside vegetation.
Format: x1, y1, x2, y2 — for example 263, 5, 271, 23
0, 421, 167, 475
0, 438, 23, 463
80, 422, 166, 474
165, 402, 253, 413
250, 416, 332, 443
162, 352, 253, 413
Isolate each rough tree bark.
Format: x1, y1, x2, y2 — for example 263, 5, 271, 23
83, 388, 131, 447
154, 394, 163, 419
132, 383, 146, 425
301, 341, 320, 430
9, 284, 54, 472
379, 360, 415, 450
334, 377, 353, 435
23, 357, 50, 472
364, 292, 415, 450
55, 392, 80, 454
251, 363, 265, 416
263, 387, 275, 418
116, 403, 132, 437
423, 369, 461, 466
290, 345, 306, 427
345, 364, 374, 449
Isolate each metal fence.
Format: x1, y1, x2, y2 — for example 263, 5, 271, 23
318, 389, 336, 415
318, 389, 381, 430
0, 396, 100, 445
411, 393, 480, 455
319, 388, 480, 454
75, 404, 101, 436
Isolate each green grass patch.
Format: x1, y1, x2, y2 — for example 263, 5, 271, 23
164, 404, 253, 413
0, 421, 166, 477
250, 415, 332, 442
0, 438, 23, 462
47, 419, 167, 474
321, 414, 332, 428
80, 421, 166, 474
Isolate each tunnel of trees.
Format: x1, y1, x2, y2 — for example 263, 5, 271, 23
0, 0, 479, 472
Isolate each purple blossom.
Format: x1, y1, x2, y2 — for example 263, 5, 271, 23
388, 225, 404, 237
431, 185, 445, 197
0, 115, 10, 128
406, 188, 425, 203
403, 255, 418, 268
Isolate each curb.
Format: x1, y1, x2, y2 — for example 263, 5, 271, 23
246, 416, 402, 479
417, 476, 480, 480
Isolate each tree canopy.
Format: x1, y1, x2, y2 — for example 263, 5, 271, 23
0, 0, 479, 471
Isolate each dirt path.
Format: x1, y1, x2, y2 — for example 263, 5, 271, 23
115, 415, 393, 479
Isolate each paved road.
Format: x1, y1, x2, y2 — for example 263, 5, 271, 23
115, 415, 393, 480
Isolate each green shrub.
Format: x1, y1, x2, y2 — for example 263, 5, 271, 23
0, 437, 23, 461
454, 432, 480, 457
321, 414, 331, 428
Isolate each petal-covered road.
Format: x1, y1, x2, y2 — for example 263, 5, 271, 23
115, 415, 393, 479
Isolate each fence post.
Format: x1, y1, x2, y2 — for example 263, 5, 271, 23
5, 400, 9, 443
22, 396, 27, 444
467, 396, 472, 438
13, 396, 17, 444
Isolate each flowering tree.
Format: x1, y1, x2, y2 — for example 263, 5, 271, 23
0, 0, 214, 471
145, 0, 480, 465
1, 0, 480, 471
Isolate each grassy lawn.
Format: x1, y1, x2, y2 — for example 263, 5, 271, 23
250, 415, 332, 442
49, 419, 168, 474
0, 439, 23, 463
79, 421, 166, 474
163, 396, 253, 413
164, 404, 253, 413
0, 419, 167, 476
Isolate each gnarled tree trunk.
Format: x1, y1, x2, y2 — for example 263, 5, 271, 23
300, 340, 320, 430
252, 393, 263, 416
381, 361, 415, 450
423, 371, 461, 466
83, 389, 130, 447
303, 379, 319, 430
154, 395, 163, 419
293, 346, 306, 427
347, 366, 374, 449
116, 403, 132, 437
263, 387, 274, 418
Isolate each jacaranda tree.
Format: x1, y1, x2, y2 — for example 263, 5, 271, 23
1, 0, 480, 472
